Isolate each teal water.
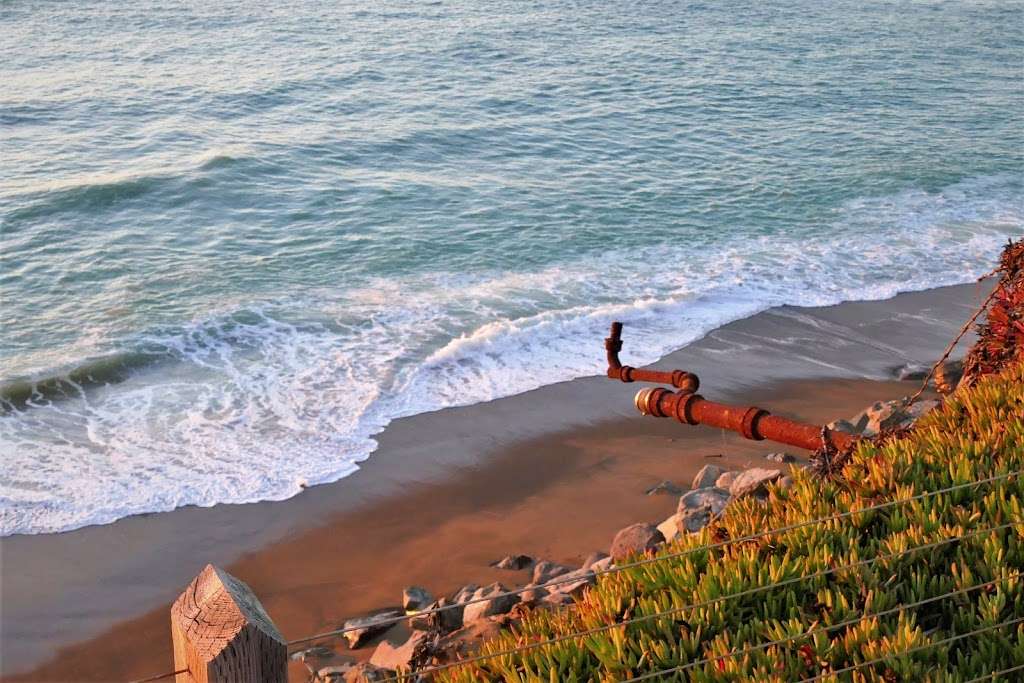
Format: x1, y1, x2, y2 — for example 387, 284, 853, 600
1, 0, 1021, 535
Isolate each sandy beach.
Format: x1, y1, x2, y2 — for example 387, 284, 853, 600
0, 282, 987, 682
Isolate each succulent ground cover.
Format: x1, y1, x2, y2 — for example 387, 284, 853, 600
440, 361, 1024, 681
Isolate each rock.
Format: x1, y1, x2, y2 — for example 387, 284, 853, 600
491, 554, 534, 571
729, 468, 782, 498
827, 418, 861, 435
580, 551, 609, 571
895, 362, 930, 381
369, 631, 429, 672
657, 513, 683, 542
452, 584, 478, 604
402, 586, 433, 613
543, 591, 575, 607
778, 475, 794, 491
677, 487, 730, 516
519, 586, 548, 604
290, 645, 336, 662
548, 568, 596, 597
461, 582, 520, 624
691, 464, 724, 489
342, 609, 404, 649
316, 665, 353, 682
408, 597, 461, 633
860, 399, 917, 436
715, 471, 739, 489
610, 523, 665, 560
342, 662, 392, 683
907, 398, 941, 420
765, 452, 795, 464
590, 556, 614, 572
532, 560, 574, 585
678, 506, 713, 533
644, 480, 683, 496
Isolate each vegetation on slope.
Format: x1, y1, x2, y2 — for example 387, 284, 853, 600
442, 362, 1024, 682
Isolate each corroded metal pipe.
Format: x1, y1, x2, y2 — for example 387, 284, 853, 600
605, 322, 700, 392
606, 322, 856, 452
632, 386, 856, 452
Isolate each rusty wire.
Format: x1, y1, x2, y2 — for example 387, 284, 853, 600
128, 667, 187, 683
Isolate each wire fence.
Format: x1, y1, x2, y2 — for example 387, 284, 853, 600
131, 468, 1022, 683
286, 469, 1021, 650
619, 572, 1023, 682
379, 520, 1020, 682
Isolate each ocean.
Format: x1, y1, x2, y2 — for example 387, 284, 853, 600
1, 0, 1021, 536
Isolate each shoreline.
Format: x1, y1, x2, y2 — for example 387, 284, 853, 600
0, 282, 987, 680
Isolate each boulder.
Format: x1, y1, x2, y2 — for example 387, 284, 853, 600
543, 591, 575, 607
935, 359, 963, 394
590, 556, 614, 572
715, 471, 739, 489
342, 609, 404, 649
677, 506, 713, 533
519, 586, 548, 604
861, 399, 912, 436
907, 398, 941, 420
491, 554, 534, 571
827, 418, 861, 435
369, 631, 430, 672
408, 597, 461, 633
657, 513, 683, 542
290, 645, 336, 662
677, 487, 730, 516
342, 662, 392, 682
610, 523, 665, 560
548, 568, 596, 597
461, 582, 519, 624
895, 363, 930, 380
402, 586, 433, 613
452, 584, 478, 605
764, 452, 796, 464
644, 480, 683, 496
729, 468, 782, 498
692, 464, 724, 489
580, 551, 610, 571
532, 560, 574, 585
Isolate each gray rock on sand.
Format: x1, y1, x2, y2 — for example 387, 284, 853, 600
827, 418, 862, 435
491, 554, 535, 571
519, 586, 548, 604
657, 513, 683, 542
342, 609, 404, 649
532, 560, 575, 585
369, 631, 430, 672
452, 584, 478, 604
580, 551, 610, 571
590, 556, 614, 572
332, 662, 391, 682
610, 523, 665, 560
547, 568, 596, 597
645, 480, 683, 496
895, 363, 930, 381
678, 487, 730, 516
691, 464, 724, 490
409, 597, 462, 633
402, 586, 433, 613
715, 471, 739, 489
729, 468, 782, 498
461, 582, 520, 624
678, 506, 713, 533
765, 452, 796, 464
290, 645, 335, 662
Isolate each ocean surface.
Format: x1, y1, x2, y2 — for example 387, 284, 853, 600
1, 0, 1021, 536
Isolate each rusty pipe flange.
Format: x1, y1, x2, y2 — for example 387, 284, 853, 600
740, 406, 769, 441
674, 392, 703, 425
634, 387, 669, 416
671, 370, 700, 392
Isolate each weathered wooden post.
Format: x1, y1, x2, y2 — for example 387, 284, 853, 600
170, 564, 287, 683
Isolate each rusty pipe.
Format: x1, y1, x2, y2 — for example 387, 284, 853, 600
605, 322, 700, 392
633, 386, 857, 452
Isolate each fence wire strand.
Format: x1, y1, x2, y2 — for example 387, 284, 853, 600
286, 469, 1021, 650
619, 572, 1023, 682
380, 520, 1019, 681
795, 616, 1024, 683
964, 663, 1024, 683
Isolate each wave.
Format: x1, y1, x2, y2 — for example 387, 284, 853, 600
0, 174, 1021, 536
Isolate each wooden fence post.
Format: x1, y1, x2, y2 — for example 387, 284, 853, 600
170, 564, 287, 683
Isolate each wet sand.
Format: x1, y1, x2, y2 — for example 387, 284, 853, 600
0, 282, 987, 682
